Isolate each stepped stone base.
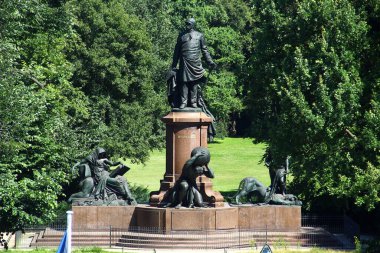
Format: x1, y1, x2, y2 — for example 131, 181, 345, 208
32, 227, 346, 249
115, 227, 344, 249
73, 205, 136, 229
72, 204, 301, 232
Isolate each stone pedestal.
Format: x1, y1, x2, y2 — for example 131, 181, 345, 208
149, 110, 224, 207
134, 205, 239, 232
72, 205, 301, 232
238, 205, 301, 231
72, 206, 137, 229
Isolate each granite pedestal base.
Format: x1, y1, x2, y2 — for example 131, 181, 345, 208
149, 111, 224, 207
72, 205, 301, 232
72, 205, 136, 229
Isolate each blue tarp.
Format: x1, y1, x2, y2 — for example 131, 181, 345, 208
56, 230, 67, 253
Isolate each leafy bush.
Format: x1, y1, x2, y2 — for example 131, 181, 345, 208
130, 183, 150, 203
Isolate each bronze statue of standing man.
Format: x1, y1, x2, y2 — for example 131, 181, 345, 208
171, 18, 216, 109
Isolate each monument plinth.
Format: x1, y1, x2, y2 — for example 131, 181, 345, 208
72, 205, 301, 232
149, 110, 224, 207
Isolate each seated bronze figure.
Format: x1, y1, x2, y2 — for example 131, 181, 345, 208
68, 148, 136, 206
163, 147, 214, 208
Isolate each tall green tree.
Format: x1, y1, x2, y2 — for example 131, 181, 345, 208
0, 0, 89, 230
66, 0, 166, 162
247, 0, 379, 212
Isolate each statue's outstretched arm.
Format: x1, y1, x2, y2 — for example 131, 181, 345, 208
103, 159, 121, 167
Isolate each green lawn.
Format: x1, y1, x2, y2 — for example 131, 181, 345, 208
6, 248, 355, 253
259, 250, 354, 253
125, 137, 269, 194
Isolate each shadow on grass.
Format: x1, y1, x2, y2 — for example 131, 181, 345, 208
130, 183, 150, 203
209, 139, 223, 144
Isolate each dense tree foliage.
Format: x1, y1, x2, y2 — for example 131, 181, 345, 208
0, 0, 250, 229
0, 0, 89, 229
65, 0, 167, 162
1, 0, 379, 230
247, 0, 380, 213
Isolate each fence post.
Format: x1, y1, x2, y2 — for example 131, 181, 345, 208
172, 229, 174, 251
206, 229, 208, 249
138, 227, 141, 249
109, 225, 112, 248
15, 231, 22, 249
66, 210, 73, 253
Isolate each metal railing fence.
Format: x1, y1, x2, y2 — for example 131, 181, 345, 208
1, 214, 358, 250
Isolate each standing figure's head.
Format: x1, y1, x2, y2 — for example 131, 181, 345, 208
96, 147, 107, 159
185, 18, 196, 31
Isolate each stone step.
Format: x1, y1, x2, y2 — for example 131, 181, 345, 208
32, 241, 111, 247
117, 236, 337, 244
115, 227, 343, 249
115, 235, 342, 248
32, 227, 344, 249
